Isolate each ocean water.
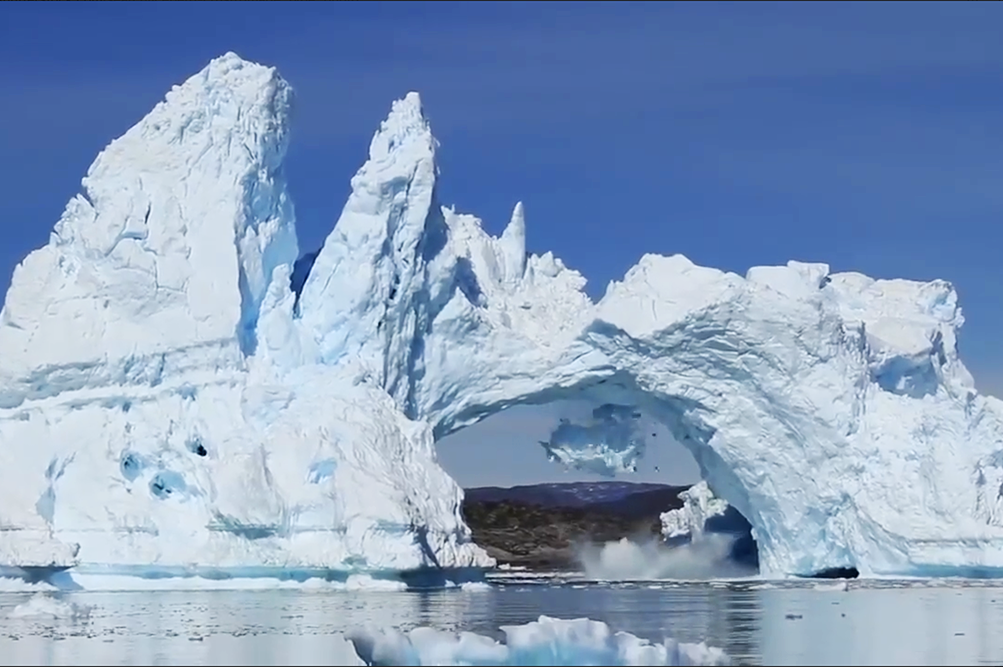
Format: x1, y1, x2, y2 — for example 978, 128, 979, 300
2, 572, 1002, 666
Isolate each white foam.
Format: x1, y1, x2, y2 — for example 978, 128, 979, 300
7, 593, 92, 620
579, 536, 756, 581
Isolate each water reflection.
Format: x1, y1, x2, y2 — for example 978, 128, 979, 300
1, 580, 1003, 665
756, 583, 1003, 665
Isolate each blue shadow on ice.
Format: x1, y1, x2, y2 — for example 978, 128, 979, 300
0, 566, 82, 591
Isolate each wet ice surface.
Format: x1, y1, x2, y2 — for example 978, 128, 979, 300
2, 575, 1003, 665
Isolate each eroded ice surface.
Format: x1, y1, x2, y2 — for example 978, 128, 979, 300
2, 52, 1003, 581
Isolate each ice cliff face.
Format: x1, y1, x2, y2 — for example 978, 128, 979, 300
0, 55, 483, 574
3, 53, 1003, 580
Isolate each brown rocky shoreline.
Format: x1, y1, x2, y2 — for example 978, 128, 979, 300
460, 482, 689, 570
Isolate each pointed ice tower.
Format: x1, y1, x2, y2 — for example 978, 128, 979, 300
0, 53, 300, 567
0, 52, 298, 407
298, 92, 454, 410
498, 201, 528, 286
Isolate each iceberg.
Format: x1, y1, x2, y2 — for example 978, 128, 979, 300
661, 482, 730, 541
657, 482, 759, 574
347, 615, 730, 666
0, 54, 486, 578
2, 52, 1003, 581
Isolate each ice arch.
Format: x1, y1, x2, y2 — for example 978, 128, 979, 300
295, 88, 1003, 579
2, 54, 1003, 581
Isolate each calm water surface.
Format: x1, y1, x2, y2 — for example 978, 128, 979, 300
1, 574, 1002, 666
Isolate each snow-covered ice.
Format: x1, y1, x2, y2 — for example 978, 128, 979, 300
2, 52, 1003, 583
348, 615, 730, 666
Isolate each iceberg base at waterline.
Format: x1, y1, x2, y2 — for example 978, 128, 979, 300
0, 563, 492, 594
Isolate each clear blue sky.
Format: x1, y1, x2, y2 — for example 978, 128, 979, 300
2, 2, 1001, 487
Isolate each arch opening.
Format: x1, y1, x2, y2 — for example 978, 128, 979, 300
434, 375, 772, 579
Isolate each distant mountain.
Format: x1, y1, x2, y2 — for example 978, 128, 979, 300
461, 481, 691, 569
464, 481, 684, 510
